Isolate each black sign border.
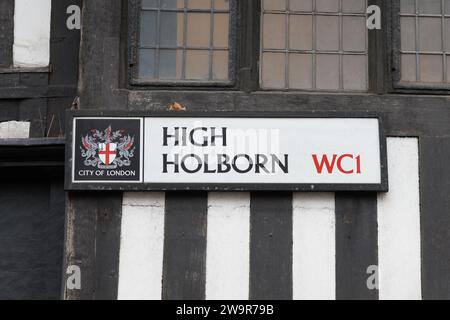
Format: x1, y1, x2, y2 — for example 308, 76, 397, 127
65, 110, 388, 192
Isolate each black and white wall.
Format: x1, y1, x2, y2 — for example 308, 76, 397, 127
112, 137, 420, 300
1, 0, 450, 300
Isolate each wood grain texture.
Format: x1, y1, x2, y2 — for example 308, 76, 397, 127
78, 0, 127, 109
63, 193, 97, 300
335, 192, 378, 300
63, 193, 123, 300
0, 177, 64, 300
0, 0, 14, 67
420, 138, 450, 300
94, 194, 122, 300
250, 192, 293, 300
162, 192, 208, 300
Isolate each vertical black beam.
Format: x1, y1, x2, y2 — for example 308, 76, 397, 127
420, 137, 450, 300
238, 0, 261, 92
250, 192, 292, 300
64, 0, 125, 300
162, 192, 208, 300
0, 0, 14, 67
78, 0, 127, 109
46, 0, 82, 138
63, 193, 97, 300
50, 0, 81, 86
63, 192, 123, 300
335, 193, 378, 300
43, 178, 66, 299
94, 193, 123, 300
368, 0, 387, 94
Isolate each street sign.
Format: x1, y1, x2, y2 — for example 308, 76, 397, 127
66, 112, 388, 192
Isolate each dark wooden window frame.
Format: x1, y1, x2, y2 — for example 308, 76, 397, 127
128, 0, 242, 89
389, 0, 450, 94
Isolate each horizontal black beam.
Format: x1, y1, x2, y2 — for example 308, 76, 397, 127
0, 85, 77, 99
0, 138, 65, 167
127, 91, 450, 138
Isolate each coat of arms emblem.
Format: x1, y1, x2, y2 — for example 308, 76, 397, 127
81, 126, 135, 169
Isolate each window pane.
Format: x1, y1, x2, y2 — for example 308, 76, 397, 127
447, 56, 450, 83
342, 0, 366, 13
343, 55, 367, 90
137, 1, 231, 82
401, 17, 416, 51
401, 54, 417, 82
419, 55, 443, 83
289, 53, 313, 89
261, 52, 285, 89
400, 0, 415, 13
160, 0, 180, 9
187, 13, 211, 47
290, 0, 312, 11
215, 0, 230, 10
419, 18, 442, 52
263, 14, 286, 49
138, 49, 156, 79
316, 16, 339, 50
159, 49, 182, 79
142, 0, 158, 8
289, 15, 312, 50
188, 0, 211, 9
343, 16, 366, 51
214, 13, 229, 48
186, 50, 210, 80
316, 54, 340, 90
446, 18, 450, 52
213, 51, 229, 80
316, 0, 339, 12
446, 0, 450, 15
176, 12, 184, 46
160, 12, 178, 47
263, 0, 286, 11
140, 11, 157, 47
418, 0, 442, 14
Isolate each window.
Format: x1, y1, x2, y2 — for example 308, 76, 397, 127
399, 0, 450, 85
13, 0, 52, 68
132, 0, 233, 84
260, 0, 368, 91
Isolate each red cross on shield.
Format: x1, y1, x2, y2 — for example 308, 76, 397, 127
98, 143, 117, 165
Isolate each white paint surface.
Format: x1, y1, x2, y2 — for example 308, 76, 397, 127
0, 121, 30, 139
206, 193, 250, 300
13, 0, 52, 67
293, 193, 336, 300
378, 138, 422, 300
118, 193, 165, 300
144, 117, 382, 185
